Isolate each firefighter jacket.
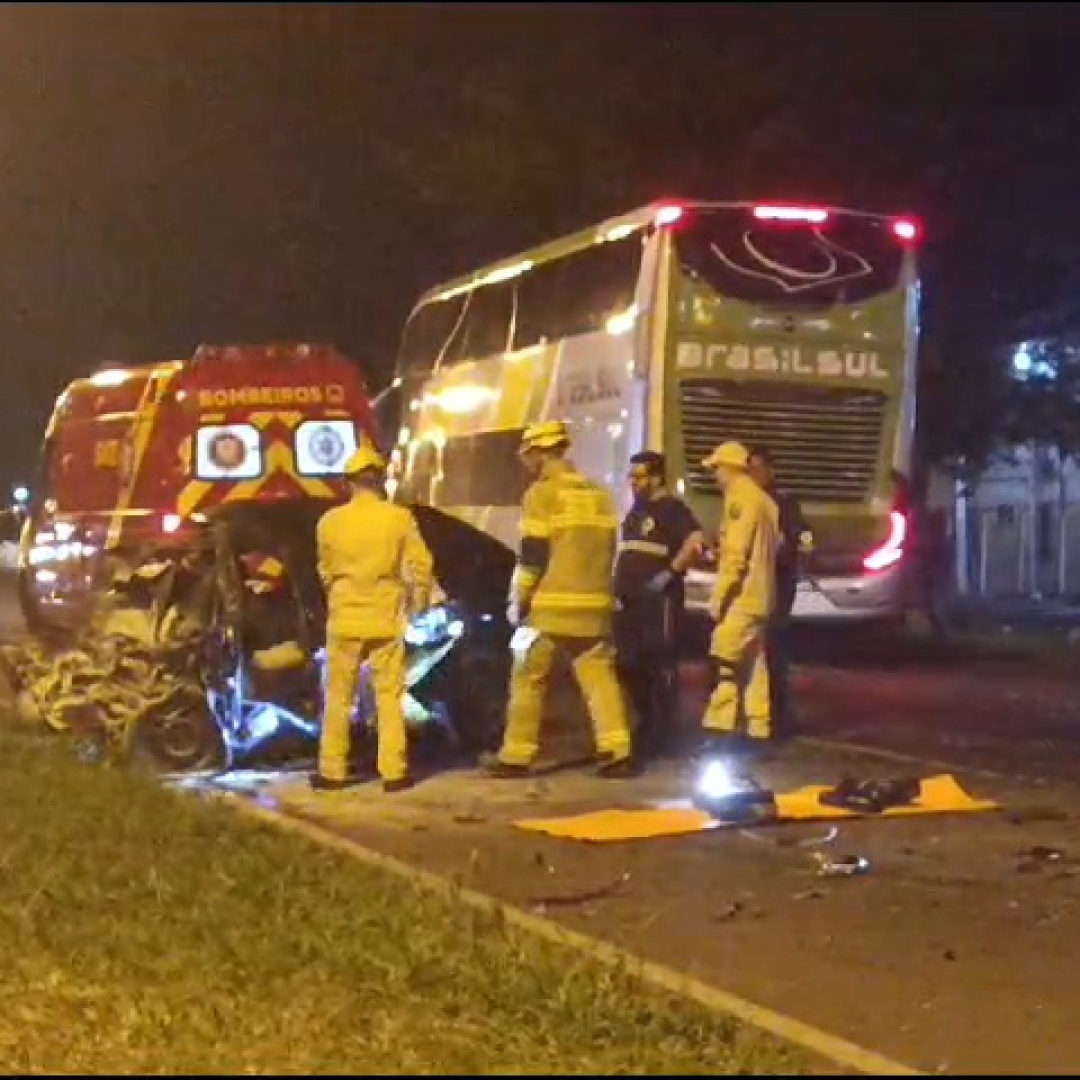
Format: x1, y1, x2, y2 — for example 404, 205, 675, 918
513, 458, 620, 638
317, 489, 435, 639
710, 473, 780, 620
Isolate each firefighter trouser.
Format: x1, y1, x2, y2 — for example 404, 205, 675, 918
704, 609, 771, 739
614, 595, 680, 754
498, 633, 632, 766
320, 635, 408, 782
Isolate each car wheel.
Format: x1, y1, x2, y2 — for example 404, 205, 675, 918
445, 649, 510, 753
131, 700, 232, 775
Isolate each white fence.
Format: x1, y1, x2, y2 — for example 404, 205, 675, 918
953, 502, 1080, 599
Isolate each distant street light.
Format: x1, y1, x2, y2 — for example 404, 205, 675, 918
12, 485, 29, 505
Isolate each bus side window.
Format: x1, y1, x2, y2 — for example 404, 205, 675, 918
398, 296, 468, 379
446, 281, 516, 364
403, 441, 438, 505
557, 237, 641, 335
515, 259, 569, 349
515, 236, 643, 347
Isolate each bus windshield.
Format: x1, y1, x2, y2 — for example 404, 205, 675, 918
674, 207, 908, 309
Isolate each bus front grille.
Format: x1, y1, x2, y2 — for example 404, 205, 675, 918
679, 379, 887, 504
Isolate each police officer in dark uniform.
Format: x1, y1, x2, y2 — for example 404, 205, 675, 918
614, 451, 705, 760
747, 445, 813, 739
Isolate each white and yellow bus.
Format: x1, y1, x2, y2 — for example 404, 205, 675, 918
389, 199, 922, 625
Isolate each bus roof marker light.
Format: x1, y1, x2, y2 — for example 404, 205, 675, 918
891, 217, 918, 242
753, 205, 829, 224
654, 205, 684, 227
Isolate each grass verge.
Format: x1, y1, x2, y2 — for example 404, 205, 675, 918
0, 728, 819, 1075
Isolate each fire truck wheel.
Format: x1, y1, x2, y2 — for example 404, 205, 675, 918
131, 704, 232, 775
445, 649, 510, 754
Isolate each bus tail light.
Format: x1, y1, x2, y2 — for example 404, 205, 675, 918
891, 217, 919, 242
863, 510, 907, 573
753, 205, 829, 224
654, 204, 684, 226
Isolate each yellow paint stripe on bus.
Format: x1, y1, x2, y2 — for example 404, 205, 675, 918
524, 344, 559, 423
490, 349, 540, 431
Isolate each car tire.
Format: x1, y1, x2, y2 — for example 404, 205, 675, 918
445, 649, 510, 753
130, 699, 232, 775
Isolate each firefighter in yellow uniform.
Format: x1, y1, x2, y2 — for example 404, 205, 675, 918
481, 421, 636, 778
315, 443, 435, 793
701, 441, 780, 752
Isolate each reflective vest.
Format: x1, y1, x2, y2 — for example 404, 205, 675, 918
317, 490, 435, 638
712, 474, 780, 619
513, 459, 620, 638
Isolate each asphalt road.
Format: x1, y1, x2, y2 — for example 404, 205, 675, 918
221, 643, 1079, 1075
6, 574, 1080, 1073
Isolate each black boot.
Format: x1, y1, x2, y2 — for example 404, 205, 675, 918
596, 752, 642, 779
309, 772, 364, 792
478, 751, 533, 778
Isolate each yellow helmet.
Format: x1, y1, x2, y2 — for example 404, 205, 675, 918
701, 440, 750, 470
520, 420, 570, 454
343, 443, 387, 476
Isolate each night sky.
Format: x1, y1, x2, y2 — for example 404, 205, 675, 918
2, 2, 1078, 489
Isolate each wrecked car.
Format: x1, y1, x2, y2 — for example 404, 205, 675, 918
1, 499, 515, 774
4, 340, 515, 773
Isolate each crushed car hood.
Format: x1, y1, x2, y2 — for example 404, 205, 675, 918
406, 503, 515, 616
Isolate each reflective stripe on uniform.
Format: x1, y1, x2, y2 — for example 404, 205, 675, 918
617, 539, 669, 557
521, 515, 552, 538
513, 567, 541, 591
530, 592, 615, 611
551, 511, 620, 531
252, 555, 286, 579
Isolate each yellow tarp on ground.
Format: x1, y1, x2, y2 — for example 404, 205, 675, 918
513, 774, 1000, 843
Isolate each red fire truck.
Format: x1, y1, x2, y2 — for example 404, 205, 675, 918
19, 342, 379, 633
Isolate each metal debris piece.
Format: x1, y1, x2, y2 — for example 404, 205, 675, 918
529, 871, 630, 909
2, 550, 216, 770
815, 853, 871, 878
1016, 846, 1067, 873
739, 826, 839, 849
532, 851, 556, 874
713, 901, 743, 922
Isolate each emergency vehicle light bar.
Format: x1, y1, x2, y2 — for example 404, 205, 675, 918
753, 205, 829, 224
